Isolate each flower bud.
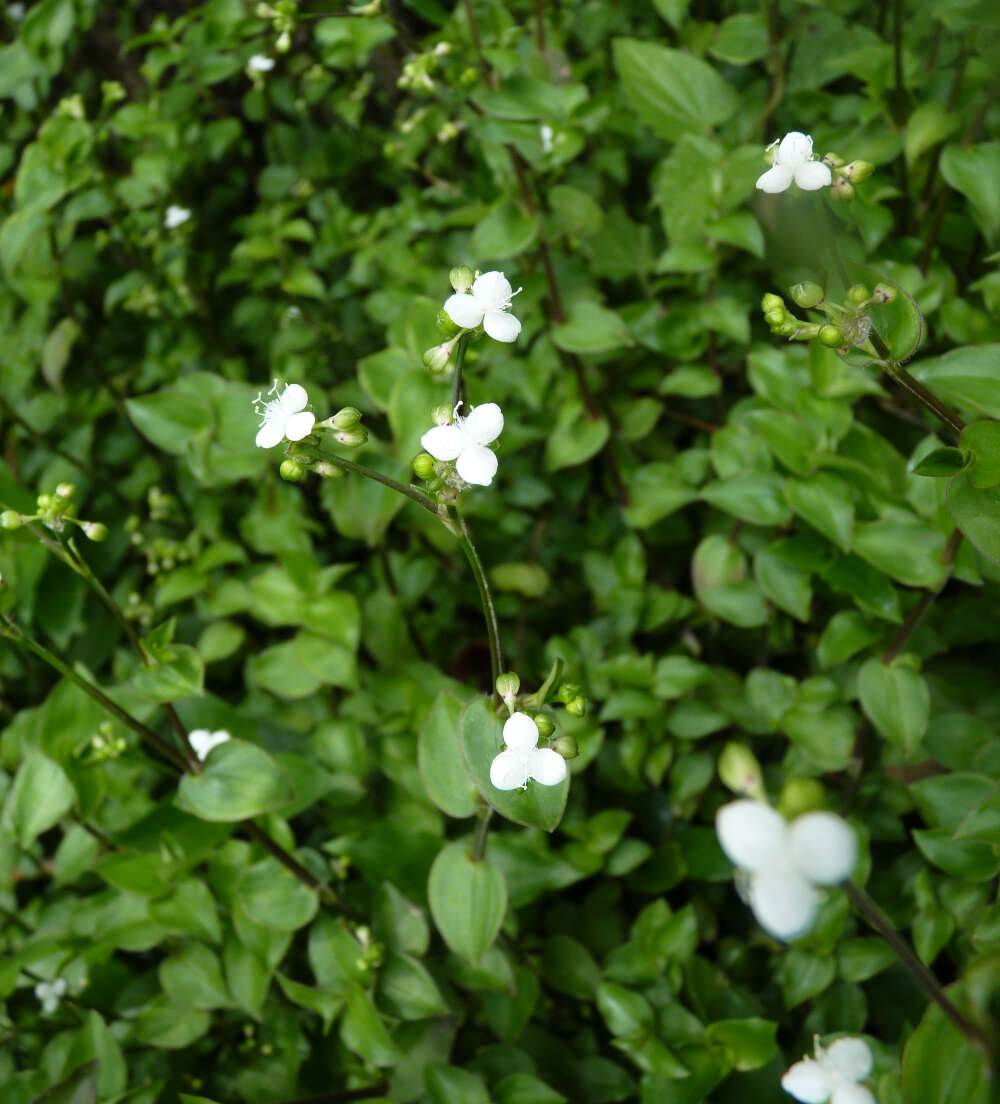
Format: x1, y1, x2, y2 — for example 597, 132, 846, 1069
432, 404, 453, 426
449, 265, 474, 293
423, 342, 454, 374
822, 152, 844, 168
718, 742, 765, 801
533, 713, 555, 739
332, 406, 362, 429
82, 521, 108, 542
436, 308, 461, 338
842, 160, 874, 183
495, 671, 520, 702
552, 734, 578, 760
778, 777, 827, 820
830, 177, 854, 202
556, 682, 581, 704
774, 320, 800, 337
335, 427, 368, 447
36, 494, 53, 510
55, 482, 75, 500
313, 461, 346, 479
819, 324, 845, 347
789, 282, 825, 309
279, 459, 305, 481
846, 283, 870, 305
566, 697, 586, 717
873, 283, 897, 305
764, 308, 787, 327
276, 29, 291, 52
761, 293, 785, 314
0, 510, 22, 529
412, 453, 436, 480
791, 323, 822, 341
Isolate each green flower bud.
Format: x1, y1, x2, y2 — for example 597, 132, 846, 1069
552, 734, 578, 760
412, 452, 436, 480
822, 152, 844, 168
718, 742, 765, 801
846, 283, 870, 305
830, 177, 854, 202
566, 696, 586, 717
432, 404, 453, 426
791, 323, 822, 341
335, 427, 368, 447
495, 671, 520, 701
556, 682, 581, 704
774, 320, 800, 337
533, 713, 555, 739
436, 308, 462, 338
788, 281, 825, 309
764, 308, 787, 327
778, 777, 827, 820
820, 324, 845, 347
55, 482, 75, 500
332, 406, 362, 429
313, 461, 346, 479
873, 283, 898, 305
449, 265, 474, 293
761, 293, 785, 314
83, 521, 108, 542
279, 459, 305, 481
0, 510, 22, 530
423, 342, 454, 374
842, 160, 874, 183
36, 494, 53, 511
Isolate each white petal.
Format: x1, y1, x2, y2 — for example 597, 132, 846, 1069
756, 165, 795, 193
529, 747, 567, 786
781, 1059, 832, 1103
189, 729, 230, 761
420, 424, 467, 461
830, 1086, 875, 1104
456, 443, 498, 486
471, 270, 513, 309
52, 978, 67, 996
444, 292, 486, 329
777, 131, 813, 166
279, 383, 309, 413
789, 812, 856, 885
824, 1039, 872, 1082
749, 867, 820, 941
255, 418, 285, 448
462, 402, 504, 446
794, 160, 833, 191
490, 749, 529, 790
716, 800, 788, 873
483, 309, 522, 343
502, 712, 539, 751
284, 410, 315, 441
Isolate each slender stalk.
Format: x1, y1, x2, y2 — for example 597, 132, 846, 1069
471, 806, 494, 862
242, 821, 339, 908
455, 511, 503, 690
462, 0, 495, 88
866, 331, 965, 435
845, 882, 996, 1066
883, 530, 962, 664
451, 334, 469, 411
308, 451, 439, 516
532, 0, 546, 52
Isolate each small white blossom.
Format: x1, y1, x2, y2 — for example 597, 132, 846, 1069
443, 270, 522, 343
540, 124, 554, 154
35, 978, 67, 1014
164, 205, 191, 228
782, 1036, 876, 1104
489, 712, 567, 791
715, 800, 856, 941
420, 402, 503, 487
189, 729, 231, 762
756, 132, 833, 194
253, 380, 316, 448
8, 3, 25, 21
248, 54, 275, 74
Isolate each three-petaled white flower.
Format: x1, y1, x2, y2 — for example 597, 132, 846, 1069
164, 205, 191, 228
715, 800, 856, 941
248, 54, 275, 73
189, 729, 231, 762
253, 381, 316, 448
782, 1036, 876, 1104
756, 132, 833, 194
420, 402, 503, 487
443, 270, 522, 344
35, 977, 67, 1014
489, 712, 567, 791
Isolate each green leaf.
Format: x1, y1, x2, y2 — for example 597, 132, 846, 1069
959, 420, 1000, 489
701, 473, 791, 527
340, 983, 402, 1067
459, 697, 569, 831
237, 857, 319, 931
754, 548, 812, 622
940, 142, 1000, 243
159, 943, 232, 1010
3, 752, 75, 847
905, 103, 959, 163
914, 344, 1000, 420
29, 1062, 99, 1104
542, 935, 602, 1000
493, 1073, 567, 1104
425, 1064, 491, 1104
836, 937, 897, 982
132, 643, 204, 702
912, 447, 970, 477
775, 949, 836, 1007
902, 999, 994, 1104
133, 995, 211, 1048
276, 973, 343, 1032
176, 739, 295, 821
913, 828, 999, 881
704, 1018, 777, 1071
428, 840, 507, 963
552, 302, 631, 355
816, 611, 882, 668
623, 463, 696, 529
852, 519, 949, 588
418, 691, 478, 818
612, 39, 737, 140
375, 952, 448, 1020
471, 199, 539, 259
65, 1014, 126, 1098
947, 473, 1000, 565
857, 658, 930, 755
126, 390, 214, 457
910, 773, 999, 833
544, 400, 609, 471
784, 473, 854, 549
709, 14, 768, 65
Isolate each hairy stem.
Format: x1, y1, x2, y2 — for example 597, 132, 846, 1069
455, 511, 503, 691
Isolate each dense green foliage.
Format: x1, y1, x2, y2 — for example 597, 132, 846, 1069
1, 0, 1000, 1102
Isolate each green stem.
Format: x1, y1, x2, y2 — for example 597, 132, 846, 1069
867, 331, 965, 435
456, 511, 503, 691
471, 806, 494, 862
451, 334, 469, 411
308, 450, 440, 517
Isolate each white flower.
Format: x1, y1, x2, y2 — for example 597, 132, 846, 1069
35, 978, 67, 1014
489, 712, 567, 791
443, 270, 522, 344
540, 124, 554, 154
164, 205, 191, 228
253, 380, 316, 448
756, 132, 833, 194
782, 1036, 876, 1104
420, 402, 503, 487
248, 54, 275, 73
715, 800, 856, 941
8, 3, 25, 21
189, 729, 231, 762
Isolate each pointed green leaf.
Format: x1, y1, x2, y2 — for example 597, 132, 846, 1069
428, 840, 507, 963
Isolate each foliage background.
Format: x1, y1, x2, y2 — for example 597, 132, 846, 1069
1, 0, 999, 1101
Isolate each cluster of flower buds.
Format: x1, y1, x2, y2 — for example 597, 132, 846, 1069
125, 591, 154, 628
1, 483, 107, 541
281, 406, 367, 482
821, 153, 875, 202
398, 42, 450, 92
125, 517, 193, 576
496, 671, 581, 759
88, 721, 127, 763
555, 681, 587, 719
255, 0, 297, 53
761, 280, 897, 353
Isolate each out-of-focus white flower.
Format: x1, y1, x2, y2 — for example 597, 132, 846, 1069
715, 800, 856, 940
782, 1036, 876, 1104
540, 124, 554, 154
164, 205, 191, 228
420, 402, 503, 487
35, 978, 67, 1014
248, 54, 275, 73
189, 729, 231, 762
253, 381, 316, 448
443, 270, 522, 343
756, 132, 833, 194
8, 3, 25, 22
489, 712, 567, 790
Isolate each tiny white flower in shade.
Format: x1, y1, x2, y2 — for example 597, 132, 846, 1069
443, 270, 522, 343
248, 54, 275, 73
420, 402, 503, 487
188, 729, 231, 762
715, 800, 856, 941
782, 1036, 876, 1104
35, 977, 67, 1014
489, 712, 567, 791
164, 205, 191, 228
756, 132, 833, 194
253, 380, 316, 448
540, 124, 554, 154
